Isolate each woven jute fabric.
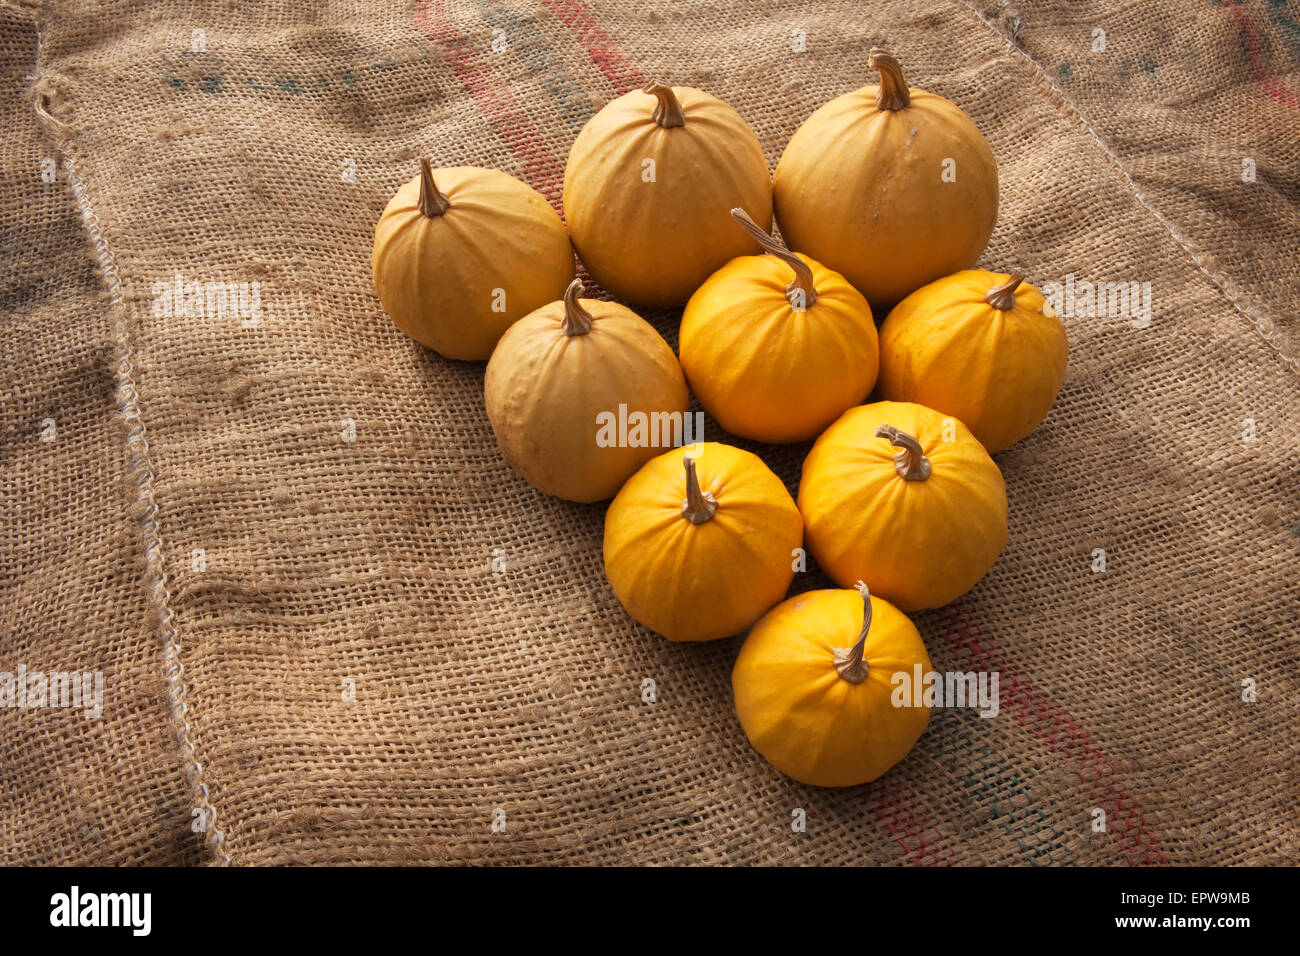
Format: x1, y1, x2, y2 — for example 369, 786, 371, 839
0, 2, 202, 865
3, 0, 1297, 865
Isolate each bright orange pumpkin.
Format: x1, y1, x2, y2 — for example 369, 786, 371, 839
733, 585, 933, 786
603, 443, 803, 642
798, 401, 1007, 611
679, 209, 877, 443
879, 270, 1069, 453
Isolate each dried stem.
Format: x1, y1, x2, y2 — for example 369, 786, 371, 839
984, 273, 1025, 311
731, 208, 818, 310
869, 48, 911, 111
833, 583, 873, 684
875, 424, 931, 481
680, 455, 718, 524
560, 279, 594, 336
418, 157, 451, 217
644, 83, 686, 128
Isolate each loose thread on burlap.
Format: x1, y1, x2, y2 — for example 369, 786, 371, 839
957, 0, 1300, 378
28, 16, 230, 866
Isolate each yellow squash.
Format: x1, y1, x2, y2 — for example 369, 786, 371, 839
603, 443, 803, 642
879, 270, 1069, 453
798, 401, 1007, 611
485, 279, 688, 503
679, 209, 878, 443
563, 84, 772, 307
372, 160, 574, 360
773, 49, 998, 310
733, 586, 932, 787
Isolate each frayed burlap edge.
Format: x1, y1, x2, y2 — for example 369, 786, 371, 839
28, 13, 229, 866
959, 0, 1299, 377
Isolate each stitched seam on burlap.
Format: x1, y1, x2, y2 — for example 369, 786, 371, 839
28, 18, 231, 866
956, 0, 1300, 377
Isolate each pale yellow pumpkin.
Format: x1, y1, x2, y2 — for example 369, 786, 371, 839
603, 443, 803, 642
798, 401, 1007, 611
372, 160, 574, 360
879, 271, 1069, 454
774, 49, 998, 310
733, 585, 932, 787
563, 84, 773, 307
485, 279, 688, 503
679, 209, 878, 443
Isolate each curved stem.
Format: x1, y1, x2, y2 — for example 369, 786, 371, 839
984, 273, 1025, 311
643, 82, 686, 128
418, 157, 451, 217
731, 208, 818, 310
833, 583, 872, 684
869, 48, 911, 111
680, 455, 718, 524
560, 279, 594, 336
875, 424, 931, 481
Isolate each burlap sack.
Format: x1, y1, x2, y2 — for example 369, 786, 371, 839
0, 1, 201, 865
3, 0, 1296, 865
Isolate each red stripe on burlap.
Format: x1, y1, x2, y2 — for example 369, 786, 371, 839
937, 608, 1167, 865
540, 0, 646, 94
1224, 1, 1300, 110
414, 1, 567, 204
868, 777, 959, 866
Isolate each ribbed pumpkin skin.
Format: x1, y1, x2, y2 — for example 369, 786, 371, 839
679, 253, 878, 443
879, 270, 1069, 454
563, 88, 773, 307
733, 589, 932, 787
484, 298, 688, 503
798, 401, 1007, 611
774, 87, 997, 309
372, 166, 574, 360
603, 443, 803, 642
